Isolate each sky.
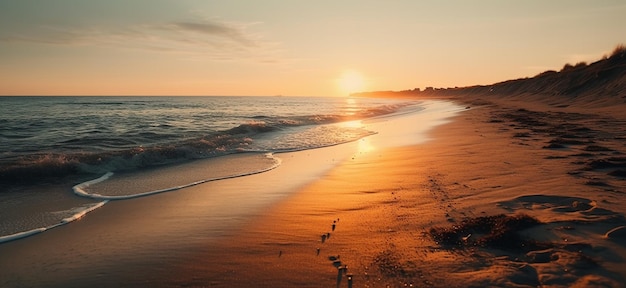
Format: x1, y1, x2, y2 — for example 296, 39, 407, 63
1, 0, 625, 97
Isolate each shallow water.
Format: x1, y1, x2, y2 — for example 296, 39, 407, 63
0, 96, 421, 241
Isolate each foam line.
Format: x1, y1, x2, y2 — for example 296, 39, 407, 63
60, 200, 108, 223
73, 153, 282, 200
0, 200, 109, 244
72, 171, 114, 197
0, 228, 48, 244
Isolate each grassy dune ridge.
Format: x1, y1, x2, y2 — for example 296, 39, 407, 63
354, 44, 626, 105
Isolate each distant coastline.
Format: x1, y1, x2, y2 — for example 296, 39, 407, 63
352, 44, 625, 104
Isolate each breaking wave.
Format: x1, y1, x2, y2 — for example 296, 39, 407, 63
0, 101, 412, 185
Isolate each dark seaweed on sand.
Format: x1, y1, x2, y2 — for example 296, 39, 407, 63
429, 214, 543, 252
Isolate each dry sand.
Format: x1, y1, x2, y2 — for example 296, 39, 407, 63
1, 95, 625, 287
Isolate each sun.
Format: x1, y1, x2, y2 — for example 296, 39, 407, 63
337, 70, 365, 96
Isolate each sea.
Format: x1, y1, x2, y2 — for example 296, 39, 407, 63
0, 95, 421, 243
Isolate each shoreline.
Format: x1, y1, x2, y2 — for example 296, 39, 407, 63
0, 100, 463, 287
1, 96, 625, 287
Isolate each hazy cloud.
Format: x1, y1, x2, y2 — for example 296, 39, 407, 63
165, 21, 257, 47
0, 18, 278, 61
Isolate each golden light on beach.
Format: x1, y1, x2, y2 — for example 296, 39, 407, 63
2, 0, 626, 286
357, 137, 375, 153
337, 70, 365, 96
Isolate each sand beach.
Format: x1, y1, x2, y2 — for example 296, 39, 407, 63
1, 93, 625, 287
2, 2, 625, 287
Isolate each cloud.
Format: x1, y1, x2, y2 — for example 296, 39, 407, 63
0, 26, 87, 45
165, 21, 257, 47
0, 18, 279, 61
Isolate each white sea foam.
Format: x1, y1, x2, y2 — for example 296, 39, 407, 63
60, 201, 108, 223
72, 171, 114, 198
0, 228, 48, 243
0, 200, 108, 244
73, 153, 282, 200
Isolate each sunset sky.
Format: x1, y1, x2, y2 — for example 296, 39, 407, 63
1, 0, 625, 97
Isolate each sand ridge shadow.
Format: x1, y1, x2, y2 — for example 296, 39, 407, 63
498, 194, 626, 223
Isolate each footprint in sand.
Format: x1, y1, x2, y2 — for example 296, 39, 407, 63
328, 255, 342, 268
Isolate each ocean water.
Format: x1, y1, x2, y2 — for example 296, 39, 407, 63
0, 96, 420, 242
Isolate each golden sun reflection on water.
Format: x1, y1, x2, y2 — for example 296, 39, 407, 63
343, 97, 359, 116
338, 119, 377, 153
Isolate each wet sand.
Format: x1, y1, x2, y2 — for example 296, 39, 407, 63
1, 97, 625, 287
